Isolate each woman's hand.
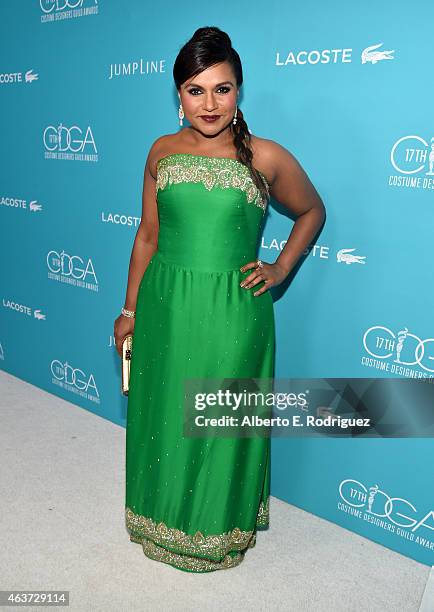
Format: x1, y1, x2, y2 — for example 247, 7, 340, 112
114, 313, 135, 358
239, 260, 289, 296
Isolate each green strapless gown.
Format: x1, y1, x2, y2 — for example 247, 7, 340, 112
125, 153, 275, 572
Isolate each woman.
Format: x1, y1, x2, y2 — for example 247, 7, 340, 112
114, 26, 325, 572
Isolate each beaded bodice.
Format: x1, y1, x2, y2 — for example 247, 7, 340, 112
156, 153, 269, 212
153, 152, 268, 272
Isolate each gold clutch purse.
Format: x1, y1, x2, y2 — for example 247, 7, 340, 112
121, 334, 133, 396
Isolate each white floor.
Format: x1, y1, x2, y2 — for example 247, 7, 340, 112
0, 369, 432, 612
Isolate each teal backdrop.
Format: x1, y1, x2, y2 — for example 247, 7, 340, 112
1, 1, 433, 567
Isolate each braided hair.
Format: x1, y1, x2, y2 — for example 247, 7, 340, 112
173, 26, 270, 206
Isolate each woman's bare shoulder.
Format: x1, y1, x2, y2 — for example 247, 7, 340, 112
251, 134, 296, 161
250, 135, 299, 184
147, 133, 181, 177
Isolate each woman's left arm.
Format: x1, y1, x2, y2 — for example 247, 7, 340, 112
241, 142, 326, 296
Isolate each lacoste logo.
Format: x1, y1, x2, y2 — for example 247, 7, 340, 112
25, 69, 39, 83
29, 201, 43, 212
361, 43, 395, 64
336, 248, 366, 265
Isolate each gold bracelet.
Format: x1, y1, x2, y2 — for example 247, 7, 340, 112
121, 307, 136, 318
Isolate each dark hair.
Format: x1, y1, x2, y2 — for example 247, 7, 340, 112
173, 26, 269, 205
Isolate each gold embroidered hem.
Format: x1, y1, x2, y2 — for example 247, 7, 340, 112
156, 153, 270, 211
131, 535, 246, 572
125, 495, 269, 571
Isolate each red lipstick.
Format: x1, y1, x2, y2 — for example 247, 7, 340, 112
200, 115, 220, 123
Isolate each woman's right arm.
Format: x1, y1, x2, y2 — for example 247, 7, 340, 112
113, 148, 160, 357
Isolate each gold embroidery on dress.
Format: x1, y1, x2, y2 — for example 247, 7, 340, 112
139, 537, 245, 572
156, 153, 269, 212
256, 496, 270, 527
125, 494, 269, 569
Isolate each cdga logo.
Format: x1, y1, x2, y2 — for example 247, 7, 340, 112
43, 124, 97, 155
389, 135, 434, 189
40, 0, 98, 12
47, 250, 98, 290
362, 325, 434, 374
51, 359, 100, 402
339, 478, 433, 535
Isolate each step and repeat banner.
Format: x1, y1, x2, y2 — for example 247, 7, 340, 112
1, 2, 433, 566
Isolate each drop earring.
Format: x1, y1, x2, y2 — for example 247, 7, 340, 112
178, 103, 184, 126
232, 105, 238, 125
